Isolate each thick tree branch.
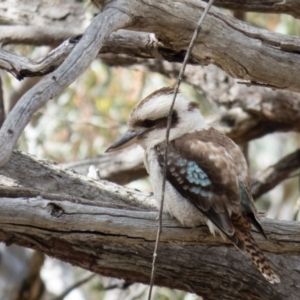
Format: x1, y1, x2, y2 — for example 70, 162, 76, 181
0, 151, 154, 209
0, 179, 299, 299
0, 9, 131, 167
0, 0, 299, 32
1, 151, 299, 298
1, 0, 300, 87
2, 2, 300, 89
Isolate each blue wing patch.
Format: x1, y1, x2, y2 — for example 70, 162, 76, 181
162, 149, 213, 197
186, 161, 211, 186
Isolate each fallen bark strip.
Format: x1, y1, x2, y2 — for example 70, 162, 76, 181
0, 185, 299, 299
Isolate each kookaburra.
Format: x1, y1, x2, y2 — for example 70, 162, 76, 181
106, 87, 280, 284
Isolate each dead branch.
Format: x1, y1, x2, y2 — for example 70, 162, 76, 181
0, 151, 155, 209
0, 0, 298, 33
2, 2, 300, 93
0, 9, 131, 167
0, 76, 4, 127
251, 149, 300, 199
8, 77, 41, 112
0, 152, 300, 299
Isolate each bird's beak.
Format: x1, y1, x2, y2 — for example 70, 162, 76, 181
105, 129, 143, 153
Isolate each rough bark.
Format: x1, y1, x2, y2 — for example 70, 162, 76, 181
0, 0, 299, 31
3, 2, 300, 92
0, 152, 300, 299
0, 151, 155, 209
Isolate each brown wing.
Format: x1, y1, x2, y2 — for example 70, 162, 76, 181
155, 128, 243, 238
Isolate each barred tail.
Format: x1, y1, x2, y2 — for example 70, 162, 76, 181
235, 229, 280, 284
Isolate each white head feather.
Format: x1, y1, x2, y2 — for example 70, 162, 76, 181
128, 87, 208, 149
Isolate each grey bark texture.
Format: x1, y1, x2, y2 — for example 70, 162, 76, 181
0, 151, 300, 300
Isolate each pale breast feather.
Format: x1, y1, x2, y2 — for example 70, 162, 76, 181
154, 129, 244, 237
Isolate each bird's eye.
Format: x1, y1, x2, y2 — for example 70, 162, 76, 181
142, 119, 156, 128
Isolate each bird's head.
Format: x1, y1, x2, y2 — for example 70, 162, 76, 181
106, 87, 208, 152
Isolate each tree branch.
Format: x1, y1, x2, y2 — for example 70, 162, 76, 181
0, 181, 299, 299
0, 25, 81, 46
251, 149, 300, 199
2, 2, 300, 90
1, 0, 298, 33
0, 9, 131, 167
0, 76, 4, 127
1, 151, 299, 298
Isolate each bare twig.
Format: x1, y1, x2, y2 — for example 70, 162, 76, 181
51, 274, 96, 300
252, 149, 300, 200
0, 25, 81, 46
148, 1, 215, 299
0, 75, 4, 127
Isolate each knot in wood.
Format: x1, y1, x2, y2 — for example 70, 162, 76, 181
47, 202, 64, 218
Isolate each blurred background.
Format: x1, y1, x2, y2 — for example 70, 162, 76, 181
0, 2, 300, 300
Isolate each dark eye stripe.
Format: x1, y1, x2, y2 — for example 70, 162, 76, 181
133, 111, 179, 129
142, 119, 156, 128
